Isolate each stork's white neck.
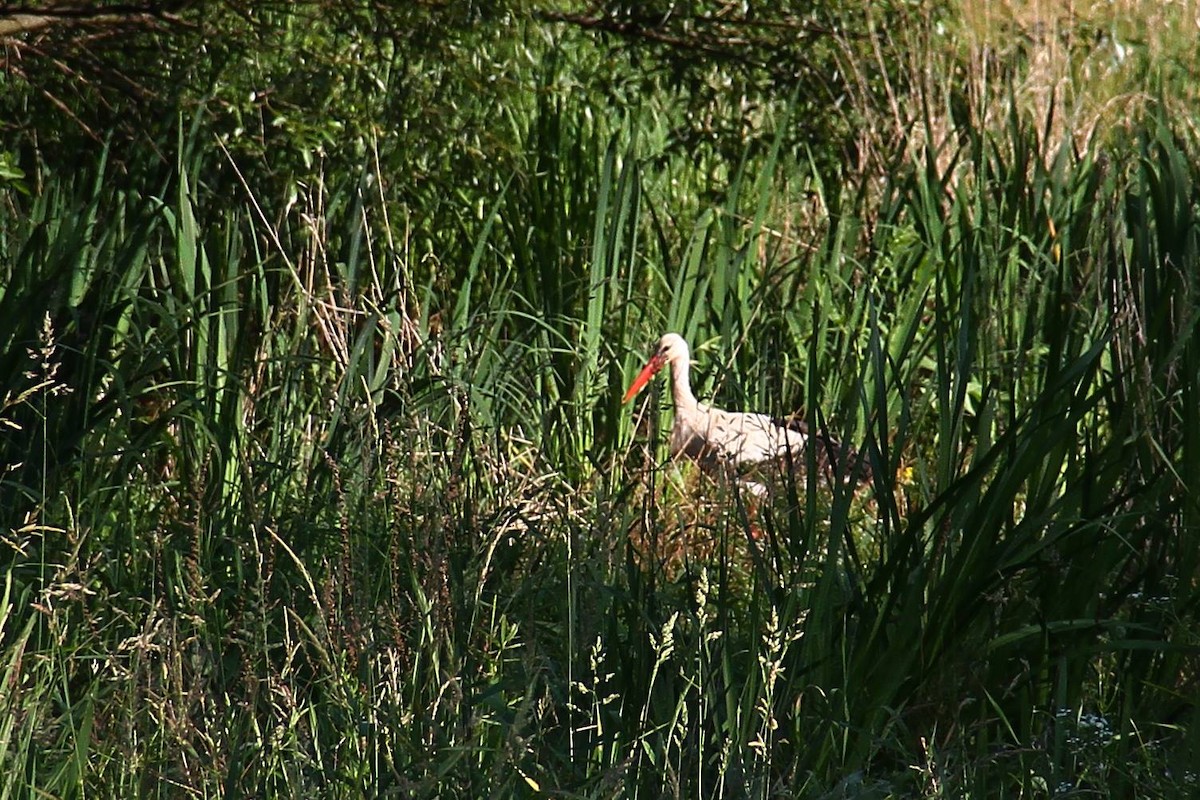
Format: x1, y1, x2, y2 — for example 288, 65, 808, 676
669, 355, 698, 410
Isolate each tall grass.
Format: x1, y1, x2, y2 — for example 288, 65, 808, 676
2, 35, 1199, 800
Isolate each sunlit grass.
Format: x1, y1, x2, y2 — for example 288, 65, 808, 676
959, 0, 1200, 140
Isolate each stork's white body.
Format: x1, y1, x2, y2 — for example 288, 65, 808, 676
625, 334, 823, 493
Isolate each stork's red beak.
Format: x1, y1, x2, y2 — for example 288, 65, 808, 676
622, 354, 666, 403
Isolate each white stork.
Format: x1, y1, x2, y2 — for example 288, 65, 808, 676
623, 333, 863, 494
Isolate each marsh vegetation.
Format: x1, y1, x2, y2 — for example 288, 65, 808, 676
2, 1, 1199, 796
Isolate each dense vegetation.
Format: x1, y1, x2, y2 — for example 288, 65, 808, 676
2, 1, 1199, 796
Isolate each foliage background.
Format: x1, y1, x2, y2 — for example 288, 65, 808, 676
2, 0, 1199, 797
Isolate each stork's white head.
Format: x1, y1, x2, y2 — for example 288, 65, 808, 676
654, 333, 690, 365
622, 332, 691, 403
